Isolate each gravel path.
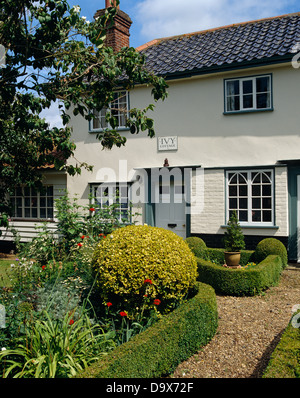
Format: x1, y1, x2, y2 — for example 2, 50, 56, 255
171, 265, 300, 378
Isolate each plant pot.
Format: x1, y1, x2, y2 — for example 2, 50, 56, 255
224, 251, 241, 268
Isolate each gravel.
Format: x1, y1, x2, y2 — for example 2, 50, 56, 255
171, 265, 300, 378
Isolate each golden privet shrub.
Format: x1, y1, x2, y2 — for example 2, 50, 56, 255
92, 225, 198, 313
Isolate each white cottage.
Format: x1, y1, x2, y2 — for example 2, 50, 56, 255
3, 2, 300, 261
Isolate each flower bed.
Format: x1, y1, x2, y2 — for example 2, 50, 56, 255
197, 254, 283, 296
77, 282, 218, 378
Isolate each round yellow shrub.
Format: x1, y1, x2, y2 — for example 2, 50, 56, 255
92, 225, 198, 314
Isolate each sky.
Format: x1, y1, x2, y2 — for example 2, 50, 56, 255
42, 0, 300, 127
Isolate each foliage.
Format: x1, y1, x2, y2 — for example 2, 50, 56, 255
255, 238, 288, 268
0, 0, 168, 234
185, 236, 206, 258
0, 309, 115, 378
77, 282, 218, 378
92, 225, 198, 315
196, 254, 283, 296
223, 211, 246, 252
204, 247, 255, 266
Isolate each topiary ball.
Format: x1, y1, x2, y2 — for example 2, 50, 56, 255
92, 225, 198, 314
185, 237, 207, 258
255, 238, 288, 268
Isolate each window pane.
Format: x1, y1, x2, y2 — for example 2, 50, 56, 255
25, 208, 31, 218
243, 80, 253, 94
263, 210, 272, 222
256, 76, 270, 93
257, 93, 270, 109
252, 198, 261, 209
239, 198, 248, 209
252, 210, 261, 222
239, 210, 248, 222
262, 184, 271, 196
243, 95, 253, 108
32, 208, 37, 218
252, 185, 261, 196
229, 173, 237, 183
47, 208, 54, 218
227, 96, 240, 111
40, 208, 46, 218
229, 185, 237, 196
229, 198, 238, 209
239, 185, 247, 196
227, 80, 239, 95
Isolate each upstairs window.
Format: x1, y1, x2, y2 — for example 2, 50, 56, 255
90, 91, 129, 131
224, 75, 272, 113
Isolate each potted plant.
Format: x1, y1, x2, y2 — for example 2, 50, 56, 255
223, 211, 245, 267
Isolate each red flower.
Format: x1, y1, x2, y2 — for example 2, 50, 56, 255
154, 299, 161, 306
106, 302, 112, 307
89, 207, 95, 212
119, 311, 127, 317
69, 319, 74, 325
81, 235, 85, 239
144, 279, 152, 284
77, 243, 83, 247
42, 265, 46, 270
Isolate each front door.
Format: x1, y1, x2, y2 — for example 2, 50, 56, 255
155, 179, 186, 239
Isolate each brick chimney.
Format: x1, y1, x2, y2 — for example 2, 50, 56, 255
94, 1, 132, 52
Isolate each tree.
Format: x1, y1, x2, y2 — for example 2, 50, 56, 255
0, 0, 168, 232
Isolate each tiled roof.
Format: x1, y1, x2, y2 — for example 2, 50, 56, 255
137, 12, 300, 77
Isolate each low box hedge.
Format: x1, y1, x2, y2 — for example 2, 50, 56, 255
197, 254, 283, 296
77, 282, 218, 378
263, 311, 300, 378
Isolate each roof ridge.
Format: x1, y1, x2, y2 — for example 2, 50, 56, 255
136, 11, 300, 51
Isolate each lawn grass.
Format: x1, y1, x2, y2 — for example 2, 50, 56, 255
0, 260, 16, 287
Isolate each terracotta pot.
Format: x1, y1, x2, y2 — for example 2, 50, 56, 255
224, 251, 241, 268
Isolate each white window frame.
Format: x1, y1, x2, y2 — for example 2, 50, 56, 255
90, 182, 131, 223
226, 169, 274, 227
89, 91, 129, 132
10, 185, 54, 220
224, 74, 272, 113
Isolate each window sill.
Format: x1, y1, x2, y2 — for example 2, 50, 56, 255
223, 108, 274, 115
221, 224, 279, 229
11, 218, 55, 223
89, 127, 130, 133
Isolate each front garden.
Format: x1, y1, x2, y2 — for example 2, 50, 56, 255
0, 198, 297, 378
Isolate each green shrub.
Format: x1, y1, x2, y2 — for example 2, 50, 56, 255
77, 282, 218, 378
223, 211, 245, 252
263, 311, 300, 378
197, 255, 282, 296
185, 237, 207, 258
255, 238, 288, 268
92, 225, 198, 315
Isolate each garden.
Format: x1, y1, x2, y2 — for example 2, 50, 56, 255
0, 199, 298, 378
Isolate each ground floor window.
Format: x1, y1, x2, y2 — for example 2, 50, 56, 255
226, 169, 274, 226
90, 183, 130, 222
10, 186, 54, 220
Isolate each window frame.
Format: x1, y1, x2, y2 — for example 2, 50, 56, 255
225, 169, 275, 227
90, 182, 132, 224
89, 91, 130, 132
10, 185, 54, 221
224, 74, 273, 114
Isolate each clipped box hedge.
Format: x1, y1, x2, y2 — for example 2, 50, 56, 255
77, 282, 218, 378
263, 311, 300, 378
203, 248, 255, 266
197, 254, 283, 296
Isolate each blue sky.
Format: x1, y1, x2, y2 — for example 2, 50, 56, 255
42, 0, 299, 126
